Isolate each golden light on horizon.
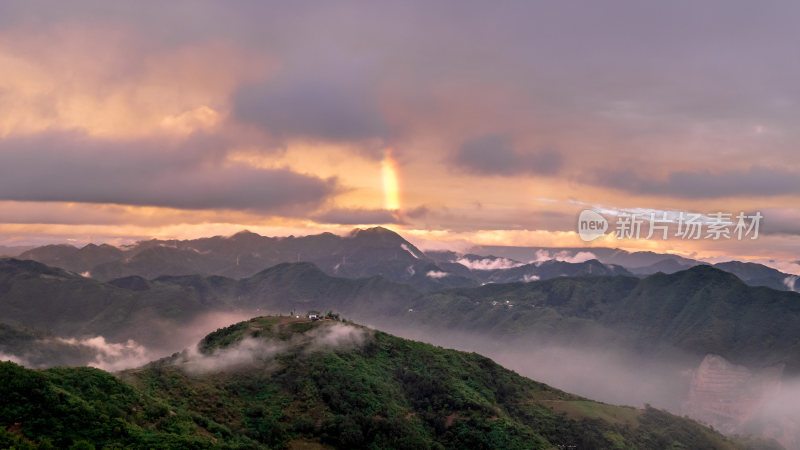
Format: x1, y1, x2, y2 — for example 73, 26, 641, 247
382, 148, 401, 211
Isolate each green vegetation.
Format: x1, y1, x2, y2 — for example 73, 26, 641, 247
399, 265, 800, 373
0, 316, 756, 449
0, 361, 259, 448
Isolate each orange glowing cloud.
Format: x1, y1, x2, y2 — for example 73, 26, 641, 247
0, 24, 264, 138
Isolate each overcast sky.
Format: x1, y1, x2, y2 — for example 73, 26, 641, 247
1, 1, 799, 269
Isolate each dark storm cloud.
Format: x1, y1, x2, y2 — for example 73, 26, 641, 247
596, 167, 800, 198
233, 66, 389, 144
454, 135, 562, 176
0, 132, 336, 212
312, 208, 401, 225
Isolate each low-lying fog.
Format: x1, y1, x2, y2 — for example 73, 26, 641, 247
1, 311, 255, 370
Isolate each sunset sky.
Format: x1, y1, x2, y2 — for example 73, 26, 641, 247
1, 1, 799, 271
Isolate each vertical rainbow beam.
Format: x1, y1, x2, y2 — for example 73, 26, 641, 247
381, 148, 400, 211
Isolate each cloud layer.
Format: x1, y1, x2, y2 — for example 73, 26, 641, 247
454, 135, 562, 176
233, 73, 388, 143
597, 167, 800, 198
0, 132, 336, 212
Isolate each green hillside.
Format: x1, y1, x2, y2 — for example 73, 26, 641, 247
1, 317, 758, 449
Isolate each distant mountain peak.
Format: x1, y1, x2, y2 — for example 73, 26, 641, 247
714, 260, 781, 274
231, 229, 261, 238
684, 264, 730, 274
252, 261, 327, 278
349, 226, 399, 237
667, 264, 744, 285
349, 226, 413, 245
0, 257, 75, 278
107, 275, 151, 291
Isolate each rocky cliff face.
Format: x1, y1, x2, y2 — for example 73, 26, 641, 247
682, 354, 794, 448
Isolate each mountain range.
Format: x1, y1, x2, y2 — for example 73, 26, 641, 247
4, 228, 800, 447
3, 255, 800, 378
17, 227, 799, 293
4, 255, 800, 446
